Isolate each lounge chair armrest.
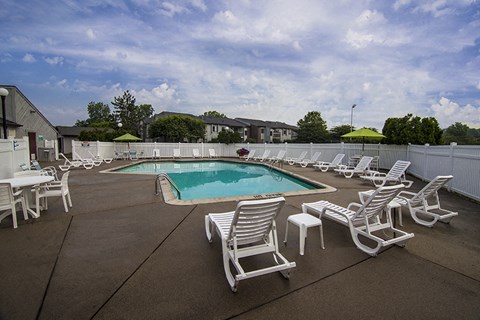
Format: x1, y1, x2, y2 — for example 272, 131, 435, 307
397, 190, 415, 199
12, 188, 24, 197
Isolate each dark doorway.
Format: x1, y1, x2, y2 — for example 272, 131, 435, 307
28, 132, 37, 160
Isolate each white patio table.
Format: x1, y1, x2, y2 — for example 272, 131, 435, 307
0, 175, 54, 218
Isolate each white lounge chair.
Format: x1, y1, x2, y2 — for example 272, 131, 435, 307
360, 160, 413, 188
59, 153, 92, 171
253, 150, 271, 162
314, 154, 345, 172
205, 197, 296, 292
396, 175, 458, 227
208, 149, 218, 158
268, 150, 286, 163
173, 149, 181, 158
334, 156, 373, 178
0, 183, 28, 229
35, 171, 72, 214
299, 151, 321, 168
302, 184, 414, 256
243, 150, 255, 161
128, 150, 139, 160
152, 149, 160, 159
286, 151, 308, 165
192, 149, 201, 158
74, 151, 102, 166
31, 160, 42, 170
88, 151, 113, 164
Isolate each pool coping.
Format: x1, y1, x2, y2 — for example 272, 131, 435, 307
101, 158, 337, 205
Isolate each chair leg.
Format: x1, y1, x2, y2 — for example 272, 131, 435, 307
67, 192, 73, 207
283, 221, 289, 244
205, 216, 214, 242
299, 224, 306, 255
319, 224, 325, 249
62, 195, 69, 213
11, 205, 18, 229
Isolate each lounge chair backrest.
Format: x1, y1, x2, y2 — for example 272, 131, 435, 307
354, 156, 373, 171
353, 184, 404, 221
409, 175, 453, 206
245, 150, 255, 160
277, 150, 286, 159
385, 160, 411, 180
297, 151, 307, 160
310, 152, 321, 161
332, 154, 345, 165
228, 197, 285, 246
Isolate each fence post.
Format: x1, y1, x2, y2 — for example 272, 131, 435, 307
448, 142, 457, 191
423, 143, 429, 181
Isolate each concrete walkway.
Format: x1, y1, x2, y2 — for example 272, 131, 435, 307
1, 159, 479, 319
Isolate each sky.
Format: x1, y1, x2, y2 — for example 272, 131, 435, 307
1, 0, 479, 130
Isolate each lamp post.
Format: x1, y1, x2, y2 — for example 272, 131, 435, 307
350, 104, 356, 132
0, 88, 9, 139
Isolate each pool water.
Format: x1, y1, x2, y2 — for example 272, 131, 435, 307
115, 160, 322, 200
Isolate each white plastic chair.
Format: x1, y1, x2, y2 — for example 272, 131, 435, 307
152, 149, 160, 159
208, 149, 218, 158
0, 183, 28, 229
268, 150, 286, 162
360, 160, 413, 188
88, 151, 113, 163
396, 175, 458, 227
314, 154, 345, 172
173, 149, 181, 158
35, 171, 72, 213
334, 156, 373, 178
253, 150, 271, 162
205, 197, 296, 292
286, 151, 308, 165
302, 184, 414, 256
243, 150, 255, 161
299, 151, 321, 168
192, 149, 201, 158
59, 153, 91, 171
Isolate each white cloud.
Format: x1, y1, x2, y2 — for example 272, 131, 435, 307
86, 28, 96, 39
22, 53, 36, 63
160, 2, 188, 17
431, 97, 480, 127
44, 56, 64, 65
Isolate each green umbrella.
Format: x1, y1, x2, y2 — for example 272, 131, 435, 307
342, 127, 386, 152
113, 133, 142, 141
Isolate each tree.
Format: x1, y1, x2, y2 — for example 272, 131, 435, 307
382, 114, 443, 145
444, 122, 480, 145
295, 111, 328, 143
111, 91, 154, 136
203, 110, 226, 118
148, 115, 205, 142
217, 129, 242, 144
329, 125, 352, 142
75, 101, 113, 127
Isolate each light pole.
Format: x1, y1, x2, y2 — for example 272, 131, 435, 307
350, 104, 356, 132
0, 88, 9, 139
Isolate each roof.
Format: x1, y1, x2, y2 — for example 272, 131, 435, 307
198, 116, 246, 127
236, 118, 297, 130
0, 118, 23, 127
56, 126, 102, 137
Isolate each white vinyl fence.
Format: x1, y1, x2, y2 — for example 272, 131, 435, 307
67, 140, 479, 202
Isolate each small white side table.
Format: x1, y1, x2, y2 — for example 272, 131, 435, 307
284, 213, 325, 255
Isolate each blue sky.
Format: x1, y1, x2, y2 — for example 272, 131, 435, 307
1, 0, 479, 129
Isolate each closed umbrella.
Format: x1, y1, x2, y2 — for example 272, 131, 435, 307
341, 127, 386, 153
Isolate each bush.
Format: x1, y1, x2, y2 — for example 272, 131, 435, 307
236, 148, 250, 157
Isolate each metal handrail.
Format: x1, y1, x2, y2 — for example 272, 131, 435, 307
155, 172, 181, 199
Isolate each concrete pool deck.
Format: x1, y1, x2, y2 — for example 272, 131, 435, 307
0, 159, 479, 319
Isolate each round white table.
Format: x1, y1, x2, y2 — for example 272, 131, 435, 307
0, 175, 54, 218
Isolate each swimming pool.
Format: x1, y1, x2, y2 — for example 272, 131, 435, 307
111, 160, 336, 204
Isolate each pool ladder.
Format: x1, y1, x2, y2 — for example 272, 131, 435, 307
155, 172, 181, 199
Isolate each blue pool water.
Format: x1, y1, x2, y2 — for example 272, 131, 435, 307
115, 160, 322, 200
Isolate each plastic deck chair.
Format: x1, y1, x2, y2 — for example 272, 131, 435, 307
205, 197, 296, 292
360, 160, 413, 188
208, 149, 218, 158
243, 150, 255, 161
253, 150, 271, 162
313, 154, 345, 172
286, 151, 308, 165
88, 151, 113, 163
0, 183, 28, 229
173, 149, 181, 158
396, 175, 458, 227
192, 149, 201, 158
59, 153, 90, 171
334, 156, 373, 178
35, 171, 73, 214
299, 151, 321, 168
302, 184, 414, 256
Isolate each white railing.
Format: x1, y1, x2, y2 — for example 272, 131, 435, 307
70, 140, 480, 201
